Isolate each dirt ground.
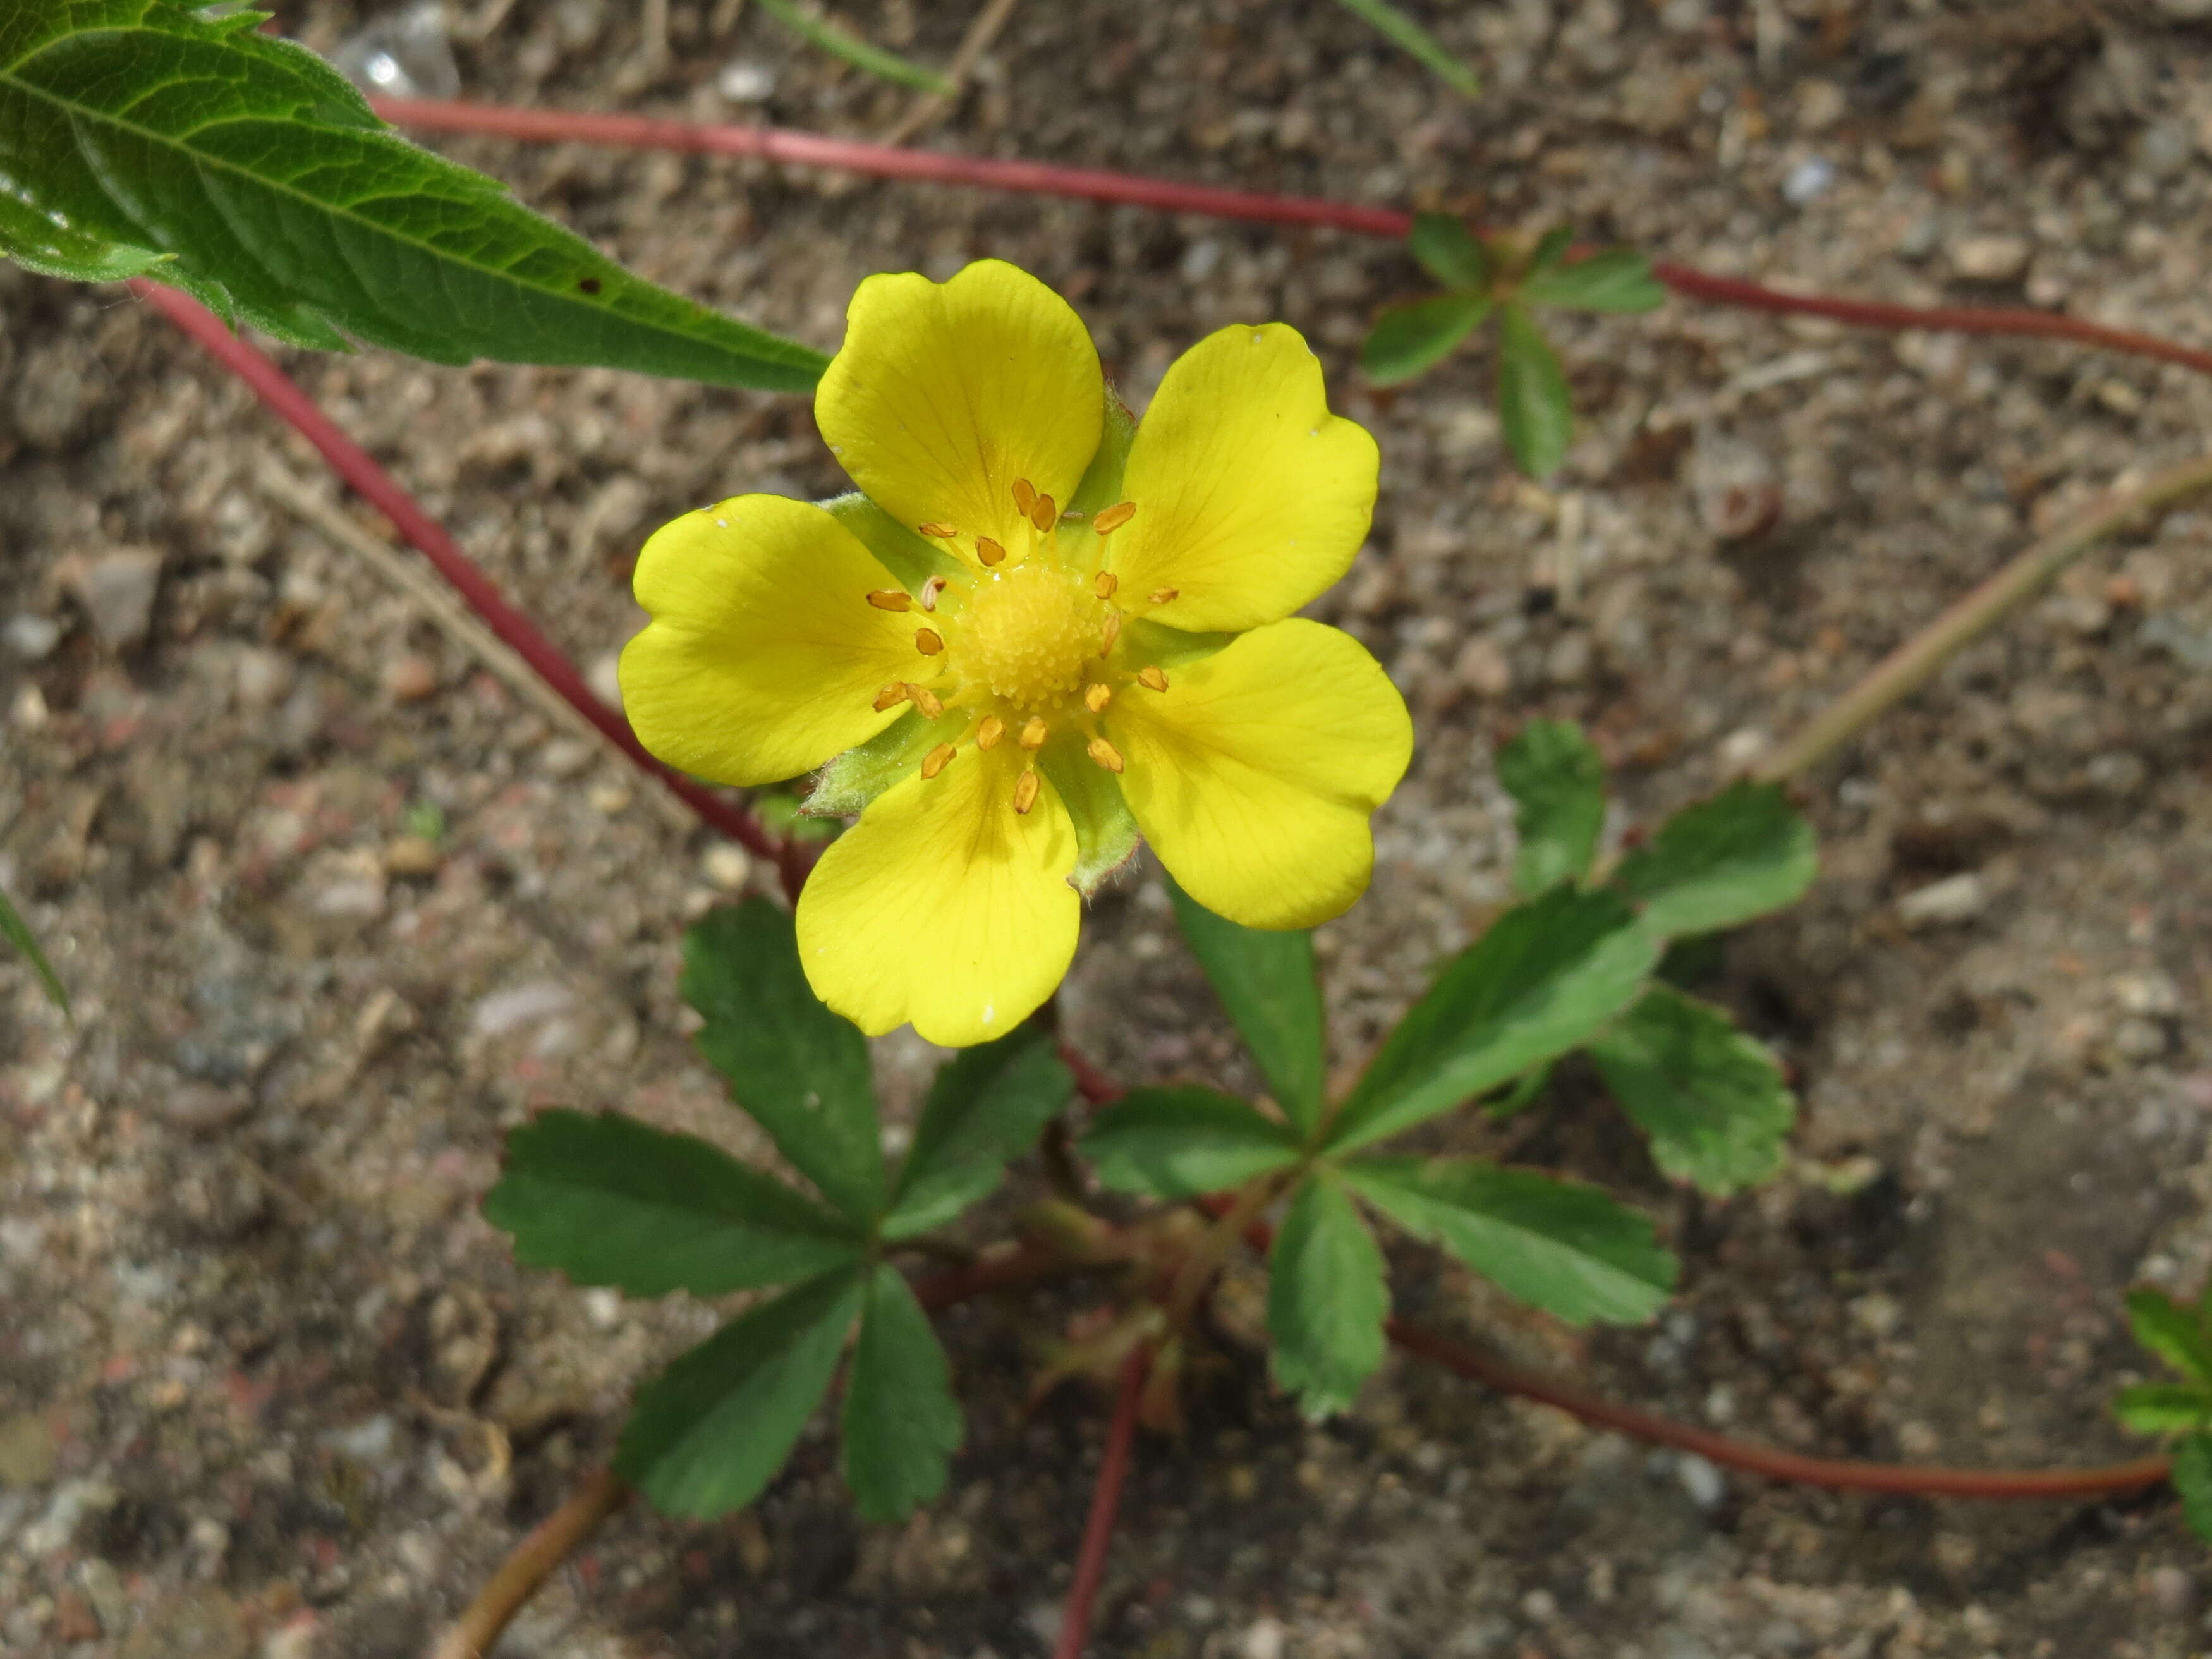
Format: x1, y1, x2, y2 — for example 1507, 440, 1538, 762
10, 0, 2212, 1654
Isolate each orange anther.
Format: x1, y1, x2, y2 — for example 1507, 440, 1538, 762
1011, 478, 1038, 516
872, 683, 909, 712
1136, 665, 1169, 692
918, 521, 957, 538
1083, 683, 1112, 713
921, 743, 957, 779
1018, 717, 1048, 750
976, 537, 1007, 567
976, 715, 1006, 750
906, 683, 944, 719
1100, 612, 1124, 654
1086, 736, 1124, 774
1030, 493, 1056, 532
866, 589, 912, 611
1093, 501, 1136, 534
920, 575, 947, 611
1093, 571, 1119, 600
915, 627, 944, 655
1012, 770, 1041, 815
1148, 588, 1179, 605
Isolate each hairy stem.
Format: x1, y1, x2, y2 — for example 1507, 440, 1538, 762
427, 1465, 629, 1659
373, 96, 2212, 379
1163, 1175, 1284, 1328
1758, 451, 2212, 783
1053, 1342, 1152, 1659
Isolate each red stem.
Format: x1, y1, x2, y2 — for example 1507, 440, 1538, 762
1053, 1342, 1151, 1659
130, 279, 792, 878
374, 95, 2212, 379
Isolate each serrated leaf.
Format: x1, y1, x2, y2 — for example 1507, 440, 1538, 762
0, 186, 167, 284
1267, 1172, 1389, 1418
2128, 1287, 2212, 1383
2115, 1383, 2212, 1435
1407, 212, 1489, 288
1327, 886, 1659, 1155
1332, 0, 1480, 98
1165, 877, 1327, 1134
1611, 781, 1818, 940
1496, 719, 1606, 897
1363, 291, 1490, 388
841, 1263, 963, 1522
683, 899, 886, 1222
0, 882, 67, 1012
882, 1024, 1071, 1239
1586, 986, 1794, 1196
1346, 1158, 1675, 1326
0, 1, 824, 389
1495, 302, 1573, 479
1526, 225, 1576, 277
616, 1268, 863, 1519
484, 1110, 862, 1297
1520, 248, 1667, 314
2174, 1435, 2212, 1543
1079, 1088, 1304, 1200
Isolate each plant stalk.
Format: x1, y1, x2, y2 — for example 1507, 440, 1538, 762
1052, 1342, 1151, 1659
427, 1465, 629, 1659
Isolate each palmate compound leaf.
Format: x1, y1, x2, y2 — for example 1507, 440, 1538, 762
1584, 985, 1795, 1196
841, 1263, 964, 1522
2126, 1287, 2212, 1384
1519, 248, 1668, 315
484, 1110, 863, 1297
2113, 1383, 2212, 1435
1406, 210, 1490, 290
2174, 1434, 2212, 1545
617, 1267, 865, 1519
1611, 781, 1818, 942
683, 899, 885, 1224
1267, 1171, 1389, 1418
1362, 291, 1489, 388
0, 2, 825, 389
880, 1023, 1073, 1240
1165, 876, 1328, 1135
1078, 1087, 1305, 1200
1325, 885, 1659, 1156
1495, 301, 1574, 480
1344, 1158, 1676, 1326
1495, 719, 1607, 897
0, 881, 68, 1012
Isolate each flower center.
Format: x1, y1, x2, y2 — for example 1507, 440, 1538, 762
960, 562, 1098, 713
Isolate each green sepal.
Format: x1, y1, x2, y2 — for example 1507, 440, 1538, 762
1118, 618, 1239, 672
1038, 738, 1139, 896
1067, 391, 1139, 518
808, 707, 963, 820
616, 1267, 865, 1519
820, 492, 966, 593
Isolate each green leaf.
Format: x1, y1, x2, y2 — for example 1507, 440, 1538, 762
1165, 877, 1327, 1134
484, 1110, 862, 1297
1346, 1158, 1675, 1326
2127, 1288, 2212, 1384
1521, 248, 1668, 314
1495, 302, 1573, 480
1331, 0, 1481, 97
1267, 1172, 1389, 1418
1611, 781, 1818, 940
0, 186, 167, 284
2115, 1383, 2212, 1435
0, 882, 67, 1013
755, 0, 952, 94
0, 2, 824, 389
1363, 291, 1490, 388
1327, 886, 1659, 1155
1526, 226, 1576, 278
841, 1263, 963, 1522
616, 1267, 863, 1519
682, 900, 886, 1222
1079, 1088, 1304, 1200
2174, 1435, 2212, 1543
882, 1024, 1072, 1239
1406, 211, 1490, 289
1585, 986, 1795, 1196
1496, 719, 1607, 897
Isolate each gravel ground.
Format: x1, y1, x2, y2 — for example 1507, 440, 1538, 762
10, 1, 2212, 1655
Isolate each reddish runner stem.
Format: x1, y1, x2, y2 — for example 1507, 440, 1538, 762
427, 1464, 630, 1659
130, 279, 791, 879
374, 95, 2212, 379
1054, 1342, 1152, 1659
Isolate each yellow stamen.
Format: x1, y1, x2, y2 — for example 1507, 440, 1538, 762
915, 627, 944, 656
1093, 501, 1136, 534
867, 589, 912, 612
1012, 769, 1040, 815
921, 743, 957, 779
1011, 478, 1037, 516
920, 575, 947, 612
976, 715, 1006, 750
1086, 736, 1124, 774
1093, 571, 1119, 600
976, 537, 1007, 567
1100, 612, 1123, 654
918, 521, 957, 538
1019, 716, 1048, 750
1083, 682, 1112, 713
906, 683, 944, 719
1148, 588, 1179, 605
1030, 493, 1056, 532
1136, 665, 1169, 692
873, 683, 909, 712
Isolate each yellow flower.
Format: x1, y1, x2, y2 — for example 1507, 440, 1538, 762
622, 260, 1411, 1047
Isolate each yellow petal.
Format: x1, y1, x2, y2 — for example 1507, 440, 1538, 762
796, 748, 1080, 1045
1108, 323, 1378, 633
1109, 620, 1410, 930
621, 495, 918, 787
816, 261, 1103, 550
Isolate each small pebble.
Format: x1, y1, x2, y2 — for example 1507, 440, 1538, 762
3, 614, 60, 660
701, 844, 753, 891
587, 650, 624, 710
1675, 1452, 1725, 1510
233, 646, 295, 711
716, 57, 776, 102
162, 1083, 253, 1134
1948, 234, 2030, 282
1899, 871, 1988, 927
384, 836, 442, 877
1453, 636, 1512, 698
1781, 155, 1835, 205
62, 547, 164, 648
382, 654, 439, 702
